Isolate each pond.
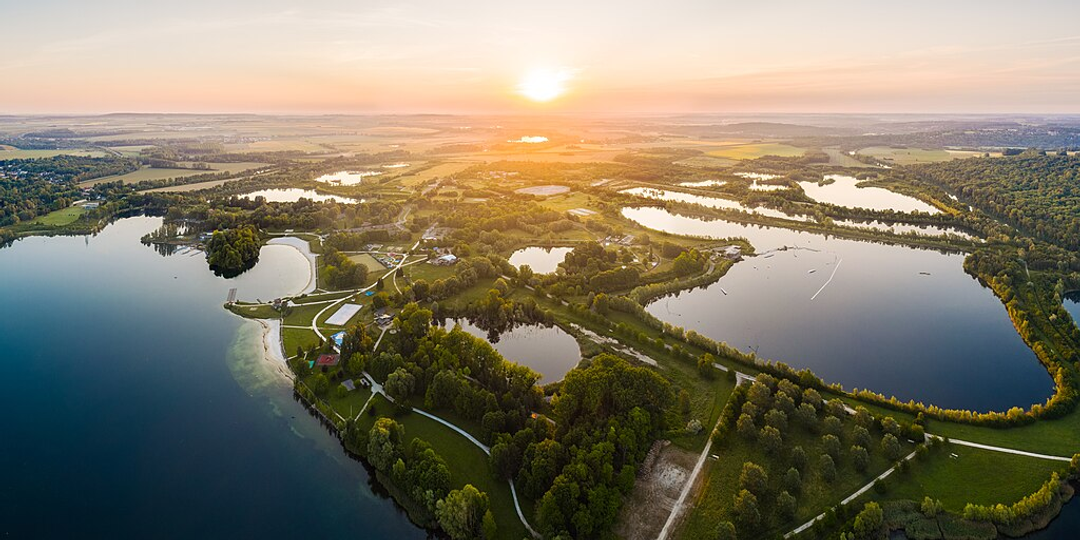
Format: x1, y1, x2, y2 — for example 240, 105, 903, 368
798, 175, 940, 214
454, 320, 581, 382
1065, 292, 1080, 324
314, 170, 382, 186
830, 218, 975, 240
620, 187, 811, 222
678, 180, 728, 188
0, 217, 423, 538
623, 206, 1053, 412
509, 246, 573, 274
240, 188, 363, 204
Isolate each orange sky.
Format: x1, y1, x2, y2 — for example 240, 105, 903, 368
4, 0, 1080, 114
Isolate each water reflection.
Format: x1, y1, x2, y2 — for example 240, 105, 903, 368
623, 205, 1052, 412
799, 175, 940, 214
509, 246, 573, 274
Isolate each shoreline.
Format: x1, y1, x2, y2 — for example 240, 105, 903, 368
267, 236, 318, 294
253, 317, 295, 383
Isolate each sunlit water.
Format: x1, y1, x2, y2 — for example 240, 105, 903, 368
620, 187, 811, 222
798, 175, 940, 214
508, 246, 573, 274
0, 217, 422, 538
454, 320, 581, 382
315, 170, 382, 186
240, 188, 362, 204
623, 206, 1052, 411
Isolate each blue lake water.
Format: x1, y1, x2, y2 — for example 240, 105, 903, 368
624, 206, 1053, 412
0, 217, 423, 538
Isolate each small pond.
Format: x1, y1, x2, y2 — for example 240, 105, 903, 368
509, 246, 573, 274
454, 320, 581, 382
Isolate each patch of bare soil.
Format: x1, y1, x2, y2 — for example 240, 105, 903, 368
614, 441, 699, 540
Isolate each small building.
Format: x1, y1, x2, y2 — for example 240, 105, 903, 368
315, 354, 340, 367
432, 254, 458, 266
340, 379, 356, 392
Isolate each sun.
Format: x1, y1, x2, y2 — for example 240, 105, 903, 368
517, 68, 572, 102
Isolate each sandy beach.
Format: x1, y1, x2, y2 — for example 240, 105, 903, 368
254, 318, 295, 382
267, 236, 319, 294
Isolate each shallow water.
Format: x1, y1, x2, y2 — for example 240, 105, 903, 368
799, 175, 940, 214
624, 206, 1052, 412
454, 320, 581, 382
0, 217, 423, 538
509, 246, 573, 274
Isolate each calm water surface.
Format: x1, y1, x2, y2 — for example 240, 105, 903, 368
240, 188, 362, 204
455, 320, 581, 382
0, 217, 423, 538
315, 170, 382, 185
624, 206, 1052, 412
508, 246, 573, 274
799, 175, 940, 214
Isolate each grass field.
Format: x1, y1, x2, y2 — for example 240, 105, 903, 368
404, 261, 456, 283
83, 162, 269, 185
356, 395, 528, 540
28, 206, 85, 226
348, 253, 386, 271
394, 161, 476, 188
879, 444, 1067, 511
856, 146, 967, 165
707, 143, 807, 160
0, 146, 107, 159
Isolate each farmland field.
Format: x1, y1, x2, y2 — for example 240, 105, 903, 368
0, 146, 107, 159
83, 162, 270, 186
707, 142, 807, 160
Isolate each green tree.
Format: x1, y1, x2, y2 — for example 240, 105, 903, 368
921, 496, 943, 517
765, 409, 788, 432
733, 489, 760, 530
311, 373, 330, 396
820, 454, 836, 483
882, 434, 902, 461
436, 484, 490, 540
760, 425, 783, 456
385, 367, 416, 404
777, 490, 797, 520
698, 353, 716, 378
737, 413, 757, 440
368, 417, 404, 471
851, 445, 870, 473
715, 521, 737, 540
791, 446, 808, 472
739, 462, 769, 498
481, 509, 497, 540
852, 502, 883, 539
822, 434, 841, 461
783, 467, 801, 494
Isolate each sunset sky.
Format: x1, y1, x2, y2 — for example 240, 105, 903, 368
4, 0, 1080, 114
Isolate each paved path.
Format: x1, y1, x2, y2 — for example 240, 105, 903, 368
927, 436, 1073, 462
786, 450, 918, 538
657, 419, 722, 540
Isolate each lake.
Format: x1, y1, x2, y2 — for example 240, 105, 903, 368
799, 175, 940, 214
623, 206, 1053, 412
620, 187, 811, 222
455, 320, 581, 382
240, 188, 362, 204
0, 217, 423, 538
509, 246, 573, 274
315, 170, 383, 185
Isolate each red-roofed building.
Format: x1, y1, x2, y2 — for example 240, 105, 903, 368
315, 354, 340, 367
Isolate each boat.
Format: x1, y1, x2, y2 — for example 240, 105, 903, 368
808, 269, 817, 274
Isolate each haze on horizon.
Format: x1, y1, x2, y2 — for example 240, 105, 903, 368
5, 0, 1080, 115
